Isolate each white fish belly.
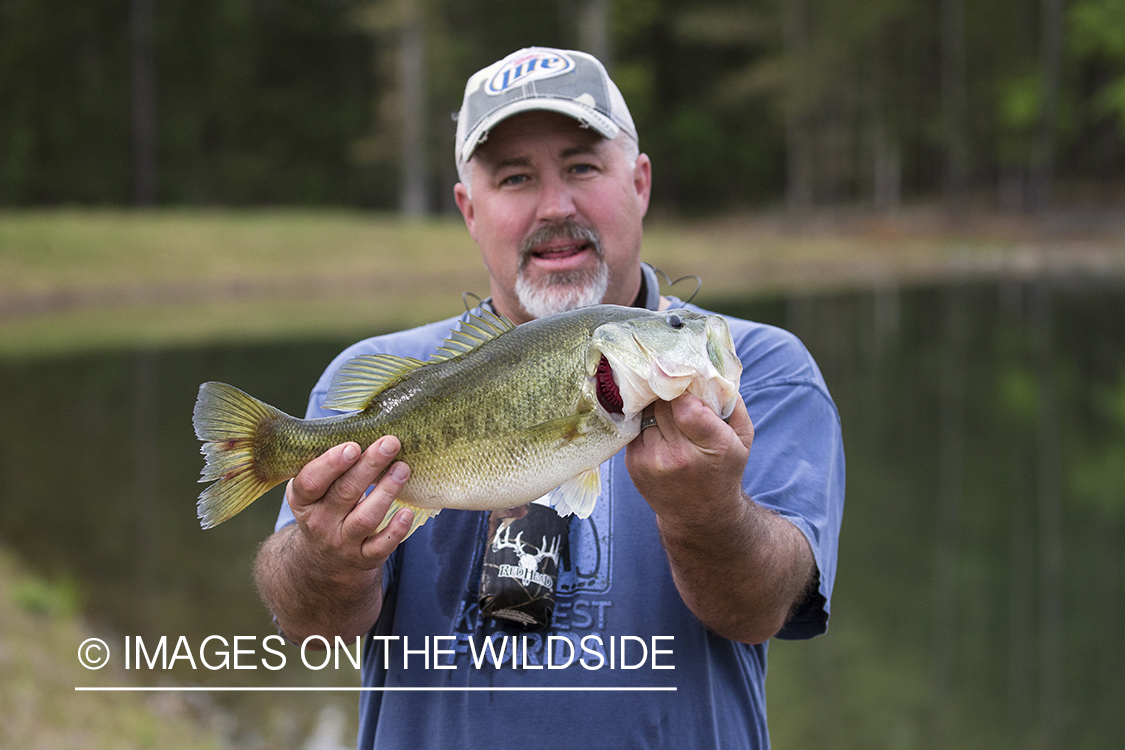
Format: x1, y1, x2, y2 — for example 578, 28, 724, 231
399, 425, 630, 512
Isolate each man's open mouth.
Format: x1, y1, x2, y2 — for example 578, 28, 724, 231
519, 220, 601, 271
531, 243, 591, 261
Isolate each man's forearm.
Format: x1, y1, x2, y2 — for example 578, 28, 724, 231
254, 524, 384, 643
656, 493, 815, 645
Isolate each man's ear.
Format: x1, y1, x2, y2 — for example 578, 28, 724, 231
454, 181, 477, 241
633, 154, 653, 218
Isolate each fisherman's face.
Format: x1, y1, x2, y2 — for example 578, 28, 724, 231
454, 111, 652, 324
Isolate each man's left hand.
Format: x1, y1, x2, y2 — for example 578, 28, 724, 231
625, 392, 754, 523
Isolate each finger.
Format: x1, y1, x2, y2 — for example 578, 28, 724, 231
287, 442, 363, 511
638, 404, 663, 444
670, 394, 717, 440
667, 393, 736, 449
343, 459, 411, 543
326, 437, 402, 513
359, 507, 415, 561
724, 396, 755, 450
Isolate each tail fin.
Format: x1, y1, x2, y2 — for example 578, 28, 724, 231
193, 381, 286, 529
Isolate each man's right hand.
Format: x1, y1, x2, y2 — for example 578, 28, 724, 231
286, 436, 415, 572
254, 436, 414, 643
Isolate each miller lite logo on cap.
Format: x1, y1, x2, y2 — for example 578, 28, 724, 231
486, 50, 576, 95
455, 47, 638, 168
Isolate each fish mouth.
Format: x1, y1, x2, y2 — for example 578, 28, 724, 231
594, 355, 623, 416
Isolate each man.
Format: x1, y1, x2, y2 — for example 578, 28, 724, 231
255, 47, 844, 748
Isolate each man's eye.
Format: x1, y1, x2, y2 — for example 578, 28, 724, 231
500, 174, 528, 186
571, 164, 595, 174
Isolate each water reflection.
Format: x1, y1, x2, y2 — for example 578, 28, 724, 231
730, 278, 1125, 750
1, 279, 1123, 748
0, 336, 367, 745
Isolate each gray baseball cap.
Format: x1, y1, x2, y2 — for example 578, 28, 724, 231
455, 47, 638, 169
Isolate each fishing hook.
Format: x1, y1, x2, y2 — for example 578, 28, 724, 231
652, 266, 703, 305
462, 291, 485, 315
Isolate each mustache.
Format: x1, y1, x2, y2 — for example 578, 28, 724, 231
518, 221, 602, 271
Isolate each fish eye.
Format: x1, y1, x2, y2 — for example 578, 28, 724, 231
668, 314, 683, 329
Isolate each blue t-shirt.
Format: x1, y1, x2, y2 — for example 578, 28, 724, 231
275, 298, 845, 750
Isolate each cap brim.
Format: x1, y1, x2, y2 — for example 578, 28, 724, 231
457, 99, 621, 166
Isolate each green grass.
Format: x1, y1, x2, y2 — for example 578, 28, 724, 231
0, 547, 223, 750
0, 210, 488, 356
1, 207, 1122, 357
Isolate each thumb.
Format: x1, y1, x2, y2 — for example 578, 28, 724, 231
668, 393, 736, 448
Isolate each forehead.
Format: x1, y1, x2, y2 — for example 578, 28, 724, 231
472, 111, 609, 165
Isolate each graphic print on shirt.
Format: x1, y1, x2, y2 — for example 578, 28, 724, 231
445, 460, 615, 667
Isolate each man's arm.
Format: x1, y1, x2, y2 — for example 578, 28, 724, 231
253, 437, 415, 643
625, 394, 815, 645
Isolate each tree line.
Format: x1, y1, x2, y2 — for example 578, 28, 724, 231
1, 0, 1122, 213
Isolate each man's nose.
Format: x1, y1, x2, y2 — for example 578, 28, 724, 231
535, 175, 577, 222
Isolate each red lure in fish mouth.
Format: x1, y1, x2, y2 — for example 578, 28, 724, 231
595, 355, 623, 415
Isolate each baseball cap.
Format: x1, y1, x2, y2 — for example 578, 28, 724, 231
455, 47, 638, 169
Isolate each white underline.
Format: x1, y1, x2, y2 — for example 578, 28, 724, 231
76, 686, 676, 692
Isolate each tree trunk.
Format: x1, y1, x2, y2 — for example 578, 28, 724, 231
784, 0, 814, 214
872, 116, 901, 211
941, 0, 969, 211
399, 0, 428, 217
868, 75, 901, 211
578, 0, 613, 68
1031, 0, 1064, 212
130, 0, 157, 206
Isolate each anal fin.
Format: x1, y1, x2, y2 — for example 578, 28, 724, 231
374, 499, 439, 540
546, 466, 601, 519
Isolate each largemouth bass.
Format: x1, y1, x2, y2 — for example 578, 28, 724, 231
193, 304, 743, 536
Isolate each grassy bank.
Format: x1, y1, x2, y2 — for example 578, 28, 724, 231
0, 547, 222, 749
0, 210, 486, 356
2, 208, 1122, 357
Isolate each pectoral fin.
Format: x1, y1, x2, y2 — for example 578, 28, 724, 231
546, 466, 601, 519
523, 411, 593, 446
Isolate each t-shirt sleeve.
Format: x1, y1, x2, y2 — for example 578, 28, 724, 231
736, 327, 845, 640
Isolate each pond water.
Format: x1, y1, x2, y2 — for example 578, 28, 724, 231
1, 277, 1122, 748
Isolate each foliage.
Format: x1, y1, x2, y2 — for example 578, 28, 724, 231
0, 0, 1123, 210
1070, 0, 1125, 134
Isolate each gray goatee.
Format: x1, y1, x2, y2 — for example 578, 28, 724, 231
515, 221, 609, 320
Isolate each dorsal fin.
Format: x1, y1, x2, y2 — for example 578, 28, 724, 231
322, 354, 425, 411
429, 308, 516, 362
